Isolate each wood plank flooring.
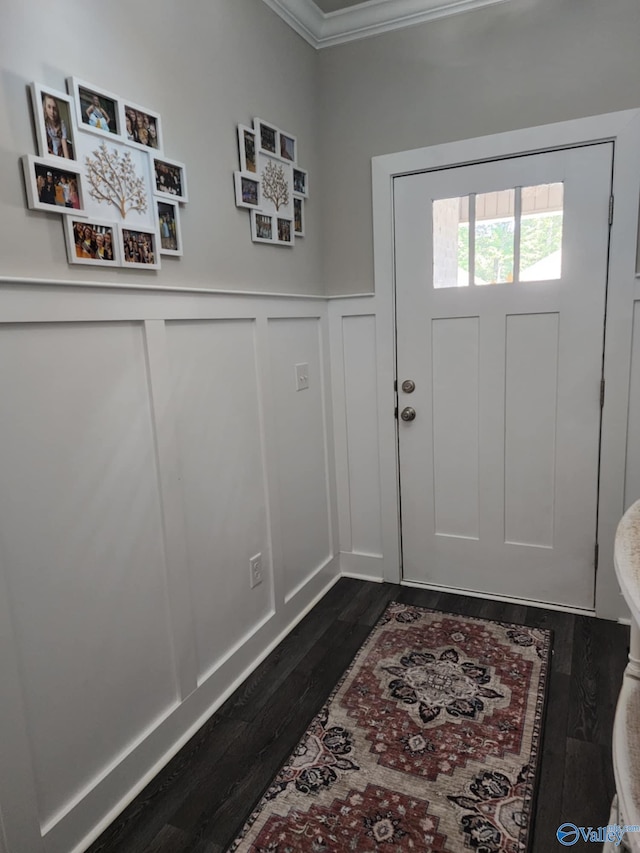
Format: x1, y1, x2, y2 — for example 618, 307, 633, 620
86, 579, 629, 853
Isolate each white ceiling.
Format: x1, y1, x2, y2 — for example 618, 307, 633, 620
262, 0, 511, 48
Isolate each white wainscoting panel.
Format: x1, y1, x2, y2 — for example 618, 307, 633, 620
626, 300, 640, 509
0, 286, 342, 853
0, 322, 179, 829
267, 317, 333, 600
328, 297, 393, 583
165, 319, 273, 684
341, 315, 383, 557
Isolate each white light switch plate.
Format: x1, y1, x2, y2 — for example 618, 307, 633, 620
295, 362, 309, 391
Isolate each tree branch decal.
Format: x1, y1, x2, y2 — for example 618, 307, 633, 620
261, 159, 289, 211
84, 142, 148, 219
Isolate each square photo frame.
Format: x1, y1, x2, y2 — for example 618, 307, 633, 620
64, 216, 120, 266
120, 225, 160, 269
121, 99, 162, 152
293, 167, 308, 198
234, 172, 260, 209
157, 199, 183, 256
294, 197, 305, 237
238, 125, 257, 174
22, 154, 86, 215
276, 216, 294, 247
255, 118, 278, 157
251, 211, 275, 244
153, 156, 188, 202
30, 83, 77, 161
68, 77, 121, 138
279, 131, 296, 163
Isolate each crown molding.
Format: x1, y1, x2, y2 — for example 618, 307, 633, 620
262, 0, 511, 48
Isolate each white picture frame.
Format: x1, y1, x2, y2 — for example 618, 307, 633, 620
30, 83, 78, 162
293, 167, 309, 198
22, 154, 86, 216
275, 216, 294, 247
120, 224, 161, 269
120, 98, 163, 153
293, 197, 305, 237
238, 124, 257, 174
251, 210, 275, 244
67, 77, 122, 140
157, 199, 183, 256
63, 216, 121, 266
279, 130, 296, 163
234, 171, 261, 209
152, 155, 188, 202
255, 117, 279, 157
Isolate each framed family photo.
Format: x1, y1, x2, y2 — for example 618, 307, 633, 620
121, 99, 162, 152
293, 167, 308, 198
153, 156, 188, 202
157, 199, 182, 256
234, 172, 260, 209
68, 77, 121, 138
238, 125, 257, 174
279, 132, 296, 163
22, 154, 86, 215
294, 197, 305, 237
255, 118, 278, 156
276, 217, 293, 247
30, 83, 77, 161
121, 225, 161, 269
251, 211, 274, 244
64, 217, 120, 266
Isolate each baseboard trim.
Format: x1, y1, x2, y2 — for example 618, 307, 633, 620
339, 551, 385, 581
400, 579, 597, 616
341, 572, 385, 583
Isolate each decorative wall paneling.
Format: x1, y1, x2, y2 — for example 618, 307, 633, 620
328, 295, 398, 583
0, 283, 339, 853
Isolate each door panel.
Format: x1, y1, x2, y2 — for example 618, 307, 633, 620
394, 144, 613, 608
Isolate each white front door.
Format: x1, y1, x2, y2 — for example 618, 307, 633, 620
394, 143, 613, 608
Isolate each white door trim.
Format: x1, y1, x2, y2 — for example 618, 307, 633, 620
371, 109, 640, 619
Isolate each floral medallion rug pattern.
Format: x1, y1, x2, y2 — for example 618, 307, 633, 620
229, 603, 551, 853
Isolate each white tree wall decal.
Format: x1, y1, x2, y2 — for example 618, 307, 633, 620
261, 159, 289, 211
85, 142, 148, 219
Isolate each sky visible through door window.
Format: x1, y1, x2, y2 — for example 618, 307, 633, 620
433, 183, 564, 287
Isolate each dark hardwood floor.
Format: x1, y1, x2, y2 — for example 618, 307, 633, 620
87, 579, 629, 853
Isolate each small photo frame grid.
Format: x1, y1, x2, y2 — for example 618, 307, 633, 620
237, 118, 307, 246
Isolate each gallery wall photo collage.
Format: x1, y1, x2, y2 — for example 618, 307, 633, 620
22, 78, 189, 269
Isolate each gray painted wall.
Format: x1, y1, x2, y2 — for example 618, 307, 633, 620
318, 0, 640, 293
0, 0, 321, 294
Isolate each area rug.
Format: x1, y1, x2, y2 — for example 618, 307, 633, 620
229, 601, 551, 852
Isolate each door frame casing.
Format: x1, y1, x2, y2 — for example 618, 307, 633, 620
371, 109, 640, 620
